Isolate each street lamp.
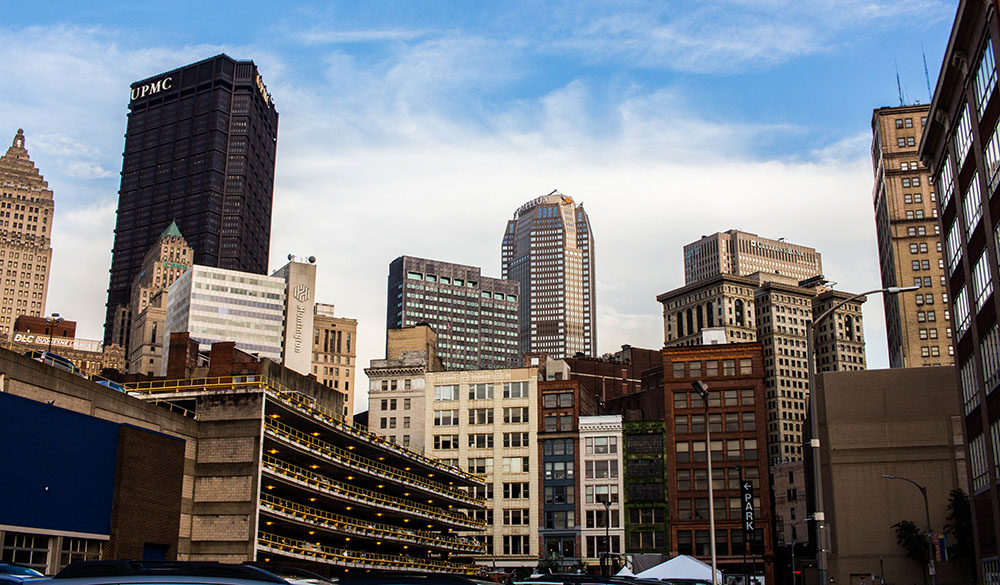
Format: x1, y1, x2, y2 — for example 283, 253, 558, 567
808, 286, 918, 585
602, 498, 612, 576
45, 313, 63, 356
881, 474, 935, 585
692, 380, 718, 585
788, 516, 814, 585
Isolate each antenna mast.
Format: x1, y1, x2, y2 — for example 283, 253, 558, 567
896, 61, 905, 106
922, 43, 933, 103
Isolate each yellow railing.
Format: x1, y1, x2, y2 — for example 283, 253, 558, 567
265, 419, 484, 507
259, 494, 485, 553
261, 456, 485, 529
125, 375, 483, 484
257, 532, 480, 574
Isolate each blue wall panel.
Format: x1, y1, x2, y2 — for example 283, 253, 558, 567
0, 392, 119, 535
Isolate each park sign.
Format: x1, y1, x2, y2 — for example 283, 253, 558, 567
742, 481, 755, 538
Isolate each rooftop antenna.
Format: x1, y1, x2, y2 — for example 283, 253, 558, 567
895, 61, 905, 106
922, 43, 933, 103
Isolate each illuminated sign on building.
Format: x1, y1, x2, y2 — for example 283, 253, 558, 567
130, 77, 173, 101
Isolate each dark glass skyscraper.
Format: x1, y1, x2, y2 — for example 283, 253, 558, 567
104, 54, 279, 346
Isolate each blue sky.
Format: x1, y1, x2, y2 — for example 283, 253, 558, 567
0, 1, 957, 410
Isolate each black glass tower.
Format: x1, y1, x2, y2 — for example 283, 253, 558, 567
104, 54, 279, 346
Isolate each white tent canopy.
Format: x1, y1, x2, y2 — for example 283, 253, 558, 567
616, 567, 635, 577
635, 555, 722, 582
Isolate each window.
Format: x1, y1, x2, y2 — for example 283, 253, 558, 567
545, 511, 575, 529
972, 252, 993, 311
503, 432, 529, 448
586, 436, 618, 454
468, 383, 493, 400
434, 384, 458, 401
433, 410, 459, 426
586, 484, 619, 504
543, 392, 574, 408
673, 362, 686, 378
433, 434, 459, 450
722, 359, 736, 375
975, 38, 997, 115
938, 157, 955, 208
544, 461, 574, 479
503, 508, 530, 525
503, 381, 528, 398
546, 485, 575, 504
469, 408, 494, 425
987, 119, 1000, 194
503, 457, 529, 473
504, 407, 529, 423
503, 535, 530, 555
964, 176, 984, 232
468, 433, 494, 449
504, 482, 530, 499
467, 457, 493, 474
956, 102, 973, 163
586, 460, 619, 479
544, 438, 574, 455
739, 358, 752, 374
955, 287, 971, 337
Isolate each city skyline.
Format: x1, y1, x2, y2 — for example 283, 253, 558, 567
0, 1, 957, 412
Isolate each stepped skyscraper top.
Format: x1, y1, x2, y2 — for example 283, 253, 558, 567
0, 129, 55, 338
502, 190, 595, 359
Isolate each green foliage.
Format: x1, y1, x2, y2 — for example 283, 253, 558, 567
535, 554, 561, 574
892, 520, 929, 564
944, 489, 975, 570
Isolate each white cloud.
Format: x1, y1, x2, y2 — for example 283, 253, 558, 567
1, 23, 898, 416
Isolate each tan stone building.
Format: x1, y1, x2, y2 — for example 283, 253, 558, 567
367, 326, 541, 569
311, 303, 358, 419
815, 367, 969, 585
128, 221, 193, 376
0, 129, 54, 338
683, 230, 822, 286
872, 105, 952, 368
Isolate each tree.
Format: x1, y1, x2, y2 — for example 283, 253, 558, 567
944, 489, 975, 572
535, 554, 561, 575
892, 520, 929, 565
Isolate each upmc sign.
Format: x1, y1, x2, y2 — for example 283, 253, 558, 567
130, 76, 173, 101
742, 481, 755, 537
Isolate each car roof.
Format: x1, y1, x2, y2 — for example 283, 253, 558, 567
49, 561, 287, 585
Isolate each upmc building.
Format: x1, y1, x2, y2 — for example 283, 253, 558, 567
104, 54, 279, 348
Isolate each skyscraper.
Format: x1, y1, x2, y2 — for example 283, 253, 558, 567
387, 255, 519, 370
127, 221, 193, 375
683, 230, 822, 286
0, 129, 54, 338
105, 54, 279, 347
871, 105, 952, 367
502, 191, 596, 359
920, 1, 1000, 579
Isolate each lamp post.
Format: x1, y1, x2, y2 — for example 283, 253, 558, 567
45, 313, 62, 356
807, 286, 918, 585
881, 474, 935, 585
788, 516, 814, 585
693, 380, 718, 585
602, 498, 612, 576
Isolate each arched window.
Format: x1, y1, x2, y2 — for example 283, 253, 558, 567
696, 305, 704, 330
686, 308, 694, 336
706, 301, 715, 327
845, 315, 854, 341
677, 312, 684, 337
